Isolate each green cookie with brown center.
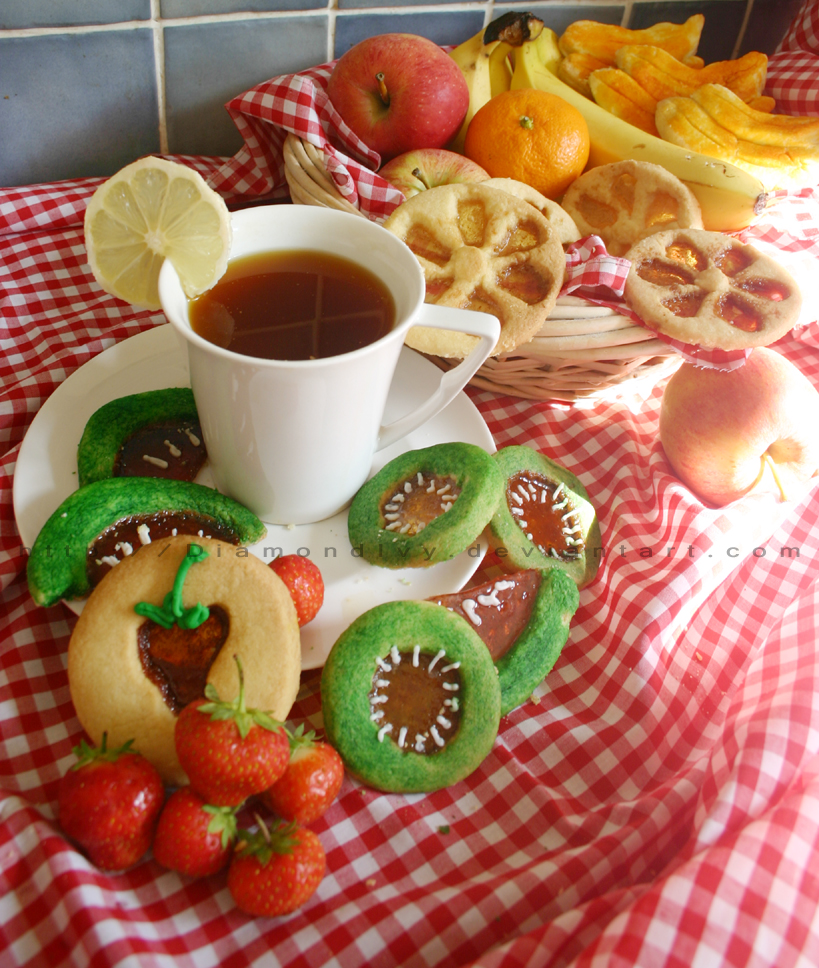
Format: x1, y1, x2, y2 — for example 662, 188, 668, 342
487, 445, 602, 588
347, 442, 503, 568
321, 600, 501, 793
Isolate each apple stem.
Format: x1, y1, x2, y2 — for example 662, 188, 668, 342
375, 72, 390, 107
763, 452, 789, 502
412, 167, 433, 190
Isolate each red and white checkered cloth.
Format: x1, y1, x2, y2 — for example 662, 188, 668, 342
2, 151, 819, 966
768, 0, 819, 115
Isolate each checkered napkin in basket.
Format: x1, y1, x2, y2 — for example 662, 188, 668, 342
208, 62, 405, 219
767, 0, 819, 115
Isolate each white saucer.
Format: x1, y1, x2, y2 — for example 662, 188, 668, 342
14, 325, 495, 670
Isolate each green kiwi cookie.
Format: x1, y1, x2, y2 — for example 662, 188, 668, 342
27, 478, 266, 608
487, 446, 602, 588
429, 567, 579, 716
347, 442, 504, 568
321, 600, 501, 793
77, 387, 204, 487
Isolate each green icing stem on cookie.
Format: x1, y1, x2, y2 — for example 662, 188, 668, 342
347, 442, 504, 568
134, 542, 210, 629
27, 478, 266, 608
321, 600, 501, 793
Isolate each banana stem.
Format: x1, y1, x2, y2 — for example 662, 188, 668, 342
375, 72, 390, 106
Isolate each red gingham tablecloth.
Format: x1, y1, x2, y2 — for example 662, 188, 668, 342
3, 152, 819, 965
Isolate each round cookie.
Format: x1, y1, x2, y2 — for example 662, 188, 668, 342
320, 600, 501, 793
483, 177, 582, 245
561, 160, 703, 257
383, 182, 565, 358
623, 227, 802, 350
77, 387, 205, 487
67, 535, 301, 786
347, 442, 504, 568
428, 567, 579, 716
487, 445, 602, 589
27, 477, 266, 608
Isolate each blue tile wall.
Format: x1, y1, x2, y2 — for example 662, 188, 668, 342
0, 0, 802, 188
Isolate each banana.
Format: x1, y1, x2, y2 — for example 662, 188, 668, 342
510, 27, 767, 231
449, 12, 545, 152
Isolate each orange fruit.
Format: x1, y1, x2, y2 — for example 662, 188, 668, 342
463, 88, 590, 200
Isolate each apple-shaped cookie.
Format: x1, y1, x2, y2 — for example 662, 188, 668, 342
326, 33, 469, 162
378, 148, 488, 198
659, 347, 819, 507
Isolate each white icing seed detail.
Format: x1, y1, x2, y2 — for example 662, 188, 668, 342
444, 697, 460, 711
97, 555, 119, 568
441, 501, 453, 512
385, 521, 402, 531
416, 521, 426, 531
517, 485, 530, 501
437, 714, 452, 729
417, 472, 424, 486
562, 509, 580, 521
398, 726, 408, 748
164, 440, 182, 458
115, 541, 134, 556
142, 455, 169, 469
184, 428, 201, 447
377, 723, 393, 742
391, 493, 404, 503
443, 682, 459, 692
428, 649, 446, 671
412, 645, 420, 667
553, 499, 568, 511
430, 726, 445, 747
376, 657, 392, 672
399, 522, 412, 533
374, 678, 390, 688
137, 523, 151, 545
563, 525, 583, 535
441, 662, 461, 672
415, 735, 426, 752
384, 504, 399, 512
384, 513, 400, 522
553, 482, 564, 500
461, 599, 481, 626
550, 548, 561, 559
390, 646, 401, 665
437, 484, 451, 494
370, 710, 384, 721
404, 481, 413, 493
371, 695, 388, 705
541, 491, 547, 503
512, 507, 524, 516
511, 492, 523, 505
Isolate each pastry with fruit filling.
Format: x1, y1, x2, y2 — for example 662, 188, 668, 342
67, 535, 300, 786
429, 567, 578, 716
623, 228, 801, 350
487, 445, 602, 589
347, 442, 503, 568
77, 387, 206, 487
27, 477, 266, 607
383, 182, 565, 357
321, 599, 501, 793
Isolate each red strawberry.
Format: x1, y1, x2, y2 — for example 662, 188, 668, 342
269, 555, 324, 626
174, 655, 290, 807
58, 734, 164, 871
261, 727, 344, 825
227, 816, 326, 917
152, 786, 237, 878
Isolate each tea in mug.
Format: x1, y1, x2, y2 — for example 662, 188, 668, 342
189, 249, 396, 360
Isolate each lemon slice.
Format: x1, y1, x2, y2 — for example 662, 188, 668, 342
84, 157, 232, 310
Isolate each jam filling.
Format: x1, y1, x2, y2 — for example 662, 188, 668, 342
506, 472, 583, 561
379, 472, 461, 536
428, 570, 540, 661
86, 511, 238, 589
369, 646, 462, 753
115, 419, 207, 482
137, 605, 229, 714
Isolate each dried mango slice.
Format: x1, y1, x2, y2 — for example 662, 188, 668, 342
588, 67, 659, 135
558, 15, 704, 67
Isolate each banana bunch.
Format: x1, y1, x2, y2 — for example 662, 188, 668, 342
508, 26, 768, 232
448, 11, 543, 152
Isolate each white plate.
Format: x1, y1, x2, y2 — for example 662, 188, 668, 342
14, 325, 495, 670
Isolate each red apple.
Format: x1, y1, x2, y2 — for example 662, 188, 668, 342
659, 347, 819, 507
327, 33, 469, 163
378, 148, 489, 197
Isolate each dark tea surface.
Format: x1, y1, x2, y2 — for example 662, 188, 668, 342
189, 249, 396, 360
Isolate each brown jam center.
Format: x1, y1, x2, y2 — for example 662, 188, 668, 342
428, 570, 540, 661
507, 471, 584, 561
86, 512, 239, 589
369, 647, 462, 754
380, 472, 461, 536
137, 605, 228, 714
116, 419, 207, 482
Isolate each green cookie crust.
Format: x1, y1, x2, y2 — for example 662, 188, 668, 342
321, 600, 501, 793
77, 387, 201, 487
27, 478, 266, 608
494, 569, 579, 715
347, 442, 504, 568
487, 445, 602, 588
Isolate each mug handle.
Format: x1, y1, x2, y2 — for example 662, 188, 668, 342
377, 306, 500, 452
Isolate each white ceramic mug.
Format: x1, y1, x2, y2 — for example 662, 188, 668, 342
159, 205, 500, 525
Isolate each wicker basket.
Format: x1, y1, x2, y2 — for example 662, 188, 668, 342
282, 133, 681, 403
